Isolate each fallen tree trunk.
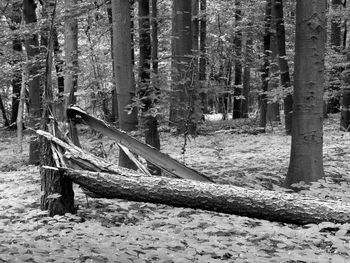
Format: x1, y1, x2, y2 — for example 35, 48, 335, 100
55, 167, 350, 225
66, 106, 212, 182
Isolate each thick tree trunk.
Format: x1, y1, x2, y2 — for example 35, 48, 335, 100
274, 0, 292, 134
232, 0, 242, 119
285, 0, 326, 187
23, 0, 41, 165
139, 0, 161, 175
57, 167, 350, 225
112, 0, 138, 169
170, 0, 196, 134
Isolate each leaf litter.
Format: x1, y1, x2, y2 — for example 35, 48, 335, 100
0, 114, 350, 262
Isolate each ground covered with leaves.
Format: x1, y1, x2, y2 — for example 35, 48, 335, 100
1, 114, 350, 262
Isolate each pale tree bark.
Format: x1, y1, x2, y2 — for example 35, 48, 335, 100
285, 0, 326, 187
23, 0, 42, 164
112, 0, 138, 169
273, 0, 292, 134
138, 0, 161, 175
169, 0, 196, 134
0, 94, 9, 127
64, 0, 80, 147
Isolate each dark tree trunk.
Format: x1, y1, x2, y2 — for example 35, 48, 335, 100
241, 35, 252, 118
151, 0, 158, 74
0, 94, 9, 127
112, 0, 138, 169
60, 167, 350, 225
107, 3, 118, 123
199, 0, 207, 114
23, 0, 42, 165
285, 0, 326, 187
232, 0, 242, 119
170, 0, 196, 134
139, 0, 161, 175
341, 51, 350, 131
259, 0, 272, 130
273, 0, 292, 133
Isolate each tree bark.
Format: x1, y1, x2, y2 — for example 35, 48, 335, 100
241, 34, 252, 118
169, 0, 196, 134
285, 0, 326, 187
23, 0, 42, 165
57, 167, 350, 225
0, 94, 9, 127
341, 51, 350, 131
199, 0, 207, 114
232, 0, 243, 119
273, 0, 292, 134
139, 0, 161, 175
259, 0, 272, 130
112, 0, 138, 169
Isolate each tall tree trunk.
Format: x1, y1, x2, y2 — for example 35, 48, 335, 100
23, 0, 41, 165
151, 0, 158, 74
259, 0, 272, 130
64, 0, 81, 147
139, 0, 161, 175
107, 3, 118, 123
232, 0, 242, 119
112, 0, 138, 169
241, 33, 252, 118
0, 94, 9, 127
170, 0, 196, 134
199, 0, 207, 114
341, 50, 350, 131
285, 0, 326, 187
10, 2, 22, 125
40, 0, 75, 216
273, 0, 292, 134
327, 0, 343, 114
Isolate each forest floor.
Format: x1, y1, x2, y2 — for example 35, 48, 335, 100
1, 114, 350, 263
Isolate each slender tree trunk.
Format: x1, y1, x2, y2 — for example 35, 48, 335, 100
112, 0, 138, 169
64, 0, 81, 147
285, 0, 326, 187
107, 3, 118, 123
259, 0, 272, 130
241, 33, 252, 118
170, 0, 196, 134
199, 0, 207, 114
0, 94, 9, 127
273, 0, 292, 134
151, 0, 158, 74
232, 0, 242, 119
341, 50, 350, 131
10, 2, 22, 125
23, 0, 42, 165
139, 0, 161, 175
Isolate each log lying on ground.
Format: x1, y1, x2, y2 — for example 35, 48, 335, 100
66, 106, 212, 182
56, 167, 350, 225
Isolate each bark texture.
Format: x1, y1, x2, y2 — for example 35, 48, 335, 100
23, 0, 41, 164
112, 0, 138, 169
285, 0, 326, 187
341, 51, 350, 131
58, 167, 350, 225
